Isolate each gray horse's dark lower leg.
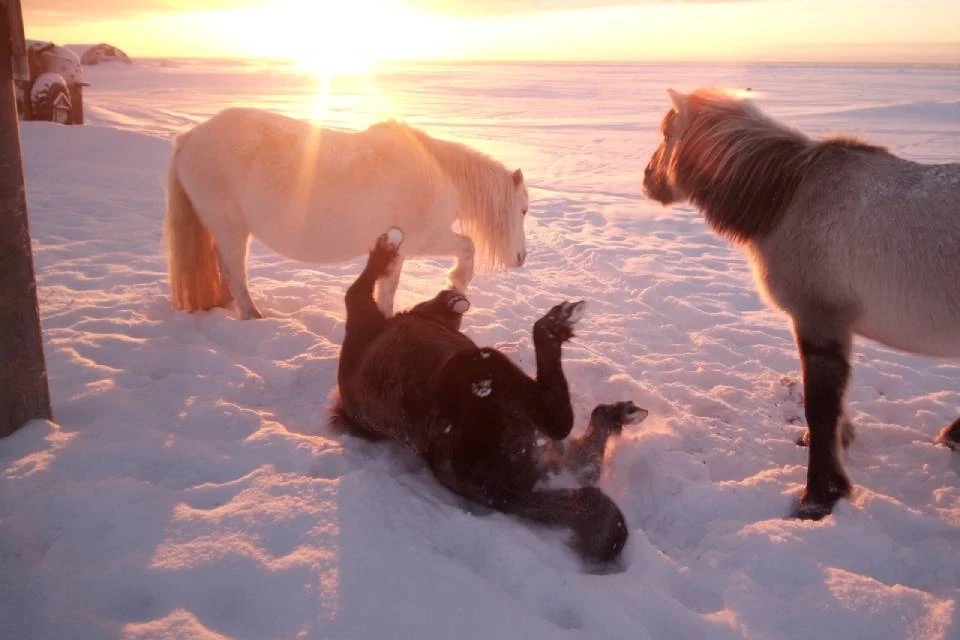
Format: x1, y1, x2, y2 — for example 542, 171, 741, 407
795, 333, 853, 520
797, 414, 856, 449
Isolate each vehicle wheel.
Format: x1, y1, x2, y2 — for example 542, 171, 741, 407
31, 76, 72, 124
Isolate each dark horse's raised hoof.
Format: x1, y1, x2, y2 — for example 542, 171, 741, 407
366, 228, 404, 276
591, 401, 649, 436
792, 471, 852, 520
534, 300, 586, 343
935, 417, 960, 450
381, 227, 404, 250
436, 289, 471, 315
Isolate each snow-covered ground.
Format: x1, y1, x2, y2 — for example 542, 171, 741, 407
3, 59, 960, 639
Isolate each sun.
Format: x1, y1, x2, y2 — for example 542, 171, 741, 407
252, 0, 414, 75
217, 1, 444, 75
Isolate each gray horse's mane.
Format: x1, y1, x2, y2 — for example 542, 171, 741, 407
673, 89, 888, 242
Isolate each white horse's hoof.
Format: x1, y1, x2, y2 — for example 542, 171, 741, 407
386, 227, 404, 248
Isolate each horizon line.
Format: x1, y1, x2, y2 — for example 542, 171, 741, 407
119, 55, 960, 68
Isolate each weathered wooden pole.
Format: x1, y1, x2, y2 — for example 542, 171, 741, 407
0, 0, 52, 437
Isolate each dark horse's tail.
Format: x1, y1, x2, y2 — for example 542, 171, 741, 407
501, 487, 628, 567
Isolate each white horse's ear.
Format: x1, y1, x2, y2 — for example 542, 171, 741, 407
667, 88, 688, 116
512, 168, 524, 186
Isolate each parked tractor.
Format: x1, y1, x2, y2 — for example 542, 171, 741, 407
16, 39, 86, 125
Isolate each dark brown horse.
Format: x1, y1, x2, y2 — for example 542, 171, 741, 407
332, 228, 647, 567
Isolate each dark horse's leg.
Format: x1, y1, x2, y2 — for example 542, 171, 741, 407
530, 300, 587, 440
793, 320, 854, 520
500, 486, 628, 567
408, 289, 471, 332
544, 401, 648, 485
337, 228, 404, 389
333, 229, 403, 440
440, 300, 586, 440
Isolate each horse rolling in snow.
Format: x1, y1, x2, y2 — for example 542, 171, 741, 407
642, 87, 960, 520
164, 108, 529, 319
332, 228, 648, 567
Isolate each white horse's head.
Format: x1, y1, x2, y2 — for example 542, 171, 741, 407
413, 125, 530, 273
456, 163, 529, 273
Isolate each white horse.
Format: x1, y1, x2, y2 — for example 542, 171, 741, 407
164, 108, 529, 319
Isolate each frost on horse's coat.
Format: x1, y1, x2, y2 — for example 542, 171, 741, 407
163, 107, 529, 319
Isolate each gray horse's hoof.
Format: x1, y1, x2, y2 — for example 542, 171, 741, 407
792, 471, 851, 521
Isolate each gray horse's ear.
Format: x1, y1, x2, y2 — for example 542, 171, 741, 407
667, 88, 687, 116
512, 168, 524, 186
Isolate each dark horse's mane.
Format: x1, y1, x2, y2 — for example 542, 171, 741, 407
673, 90, 889, 243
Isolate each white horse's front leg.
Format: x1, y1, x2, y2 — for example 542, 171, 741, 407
421, 230, 475, 293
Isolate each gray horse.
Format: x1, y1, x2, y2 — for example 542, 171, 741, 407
643, 87, 960, 520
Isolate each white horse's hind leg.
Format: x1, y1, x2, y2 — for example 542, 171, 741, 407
214, 229, 262, 320
374, 255, 405, 317
420, 230, 476, 292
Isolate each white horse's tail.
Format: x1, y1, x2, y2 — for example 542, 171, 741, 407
163, 132, 227, 312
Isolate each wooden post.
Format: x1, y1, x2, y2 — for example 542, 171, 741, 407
0, 0, 52, 437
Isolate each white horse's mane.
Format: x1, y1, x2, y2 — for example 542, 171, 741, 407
387, 121, 521, 273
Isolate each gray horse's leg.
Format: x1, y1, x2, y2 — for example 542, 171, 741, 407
936, 417, 960, 450
215, 234, 261, 320
793, 322, 854, 520
798, 413, 856, 449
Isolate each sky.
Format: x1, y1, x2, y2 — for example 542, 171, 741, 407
23, 0, 960, 65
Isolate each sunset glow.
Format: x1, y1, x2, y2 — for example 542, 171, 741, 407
224, 0, 429, 74
24, 0, 960, 64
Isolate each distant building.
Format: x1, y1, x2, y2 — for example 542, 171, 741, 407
65, 43, 132, 65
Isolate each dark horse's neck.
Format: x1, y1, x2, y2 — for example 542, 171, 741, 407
679, 114, 886, 244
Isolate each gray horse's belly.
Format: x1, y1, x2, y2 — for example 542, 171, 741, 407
854, 308, 960, 358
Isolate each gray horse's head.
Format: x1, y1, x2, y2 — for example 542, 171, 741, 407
643, 88, 694, 205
